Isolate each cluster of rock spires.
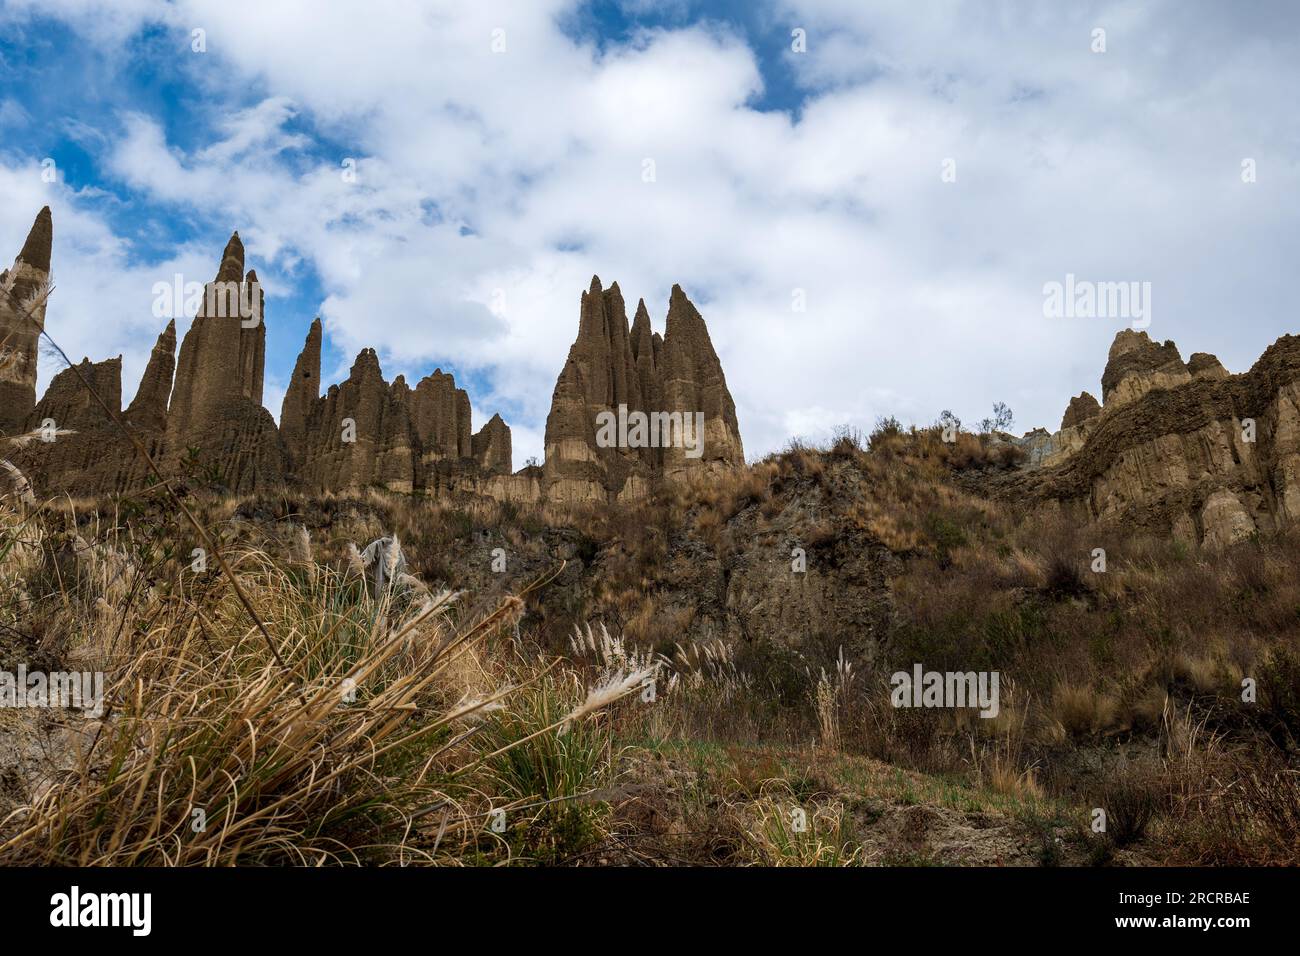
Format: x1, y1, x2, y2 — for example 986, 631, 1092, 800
0, 208, 745, 503
20, 198, 1297, 555
542, 276, 744, 502
1014, 327, 1300, 549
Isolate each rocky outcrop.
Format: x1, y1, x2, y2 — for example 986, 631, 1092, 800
6, 224, 277, 497
1101, 330, 1191, 408
10, 344, 170, 497
282, 316, 514, 492
1012, 330, 1300, 549
543, 277, 744, 502
0, 207, 52, 433
1061, 392, 1101, 430
1022, 342, 1233, 473
26, 357, 121, 433
1188, 352, 1228, 381
1022, 391, 1103, 468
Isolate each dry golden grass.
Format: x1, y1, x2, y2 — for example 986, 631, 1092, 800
0, 494, 655, 866
1048, 682, 1121, 739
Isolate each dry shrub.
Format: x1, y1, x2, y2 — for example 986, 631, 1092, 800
693, 507, 722, 549
1169, 651, 1237, 696
850, 499, 924, 551
1, 571, 519, 864
956, 680, 1043, 799
1220, 760, 1300, 863
624, 599, 696, 650
1258, 645, 1300, 749
1097, 758, 1164, 847
811, 648, 855, 752
943, 433, 989, 470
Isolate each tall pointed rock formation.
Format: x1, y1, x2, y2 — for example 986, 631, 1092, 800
472, 413, 512, 475
630, 298, 662, 419
124, 320, 176, 433
0, 206, 53, 432
240, 268, 267, 406
544, 276, 646, 501
411, 368, 473, 466
280, 317, 322, 468
166, 231, 285, 491
658, 284, 744, 479
5, 206, 523, 501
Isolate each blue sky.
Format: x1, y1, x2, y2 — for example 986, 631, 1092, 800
3, 0, 1299, 468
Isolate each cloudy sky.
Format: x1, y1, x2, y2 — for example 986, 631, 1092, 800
1, 0, 1297, 467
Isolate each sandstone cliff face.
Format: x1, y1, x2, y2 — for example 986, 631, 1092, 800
0, 207, 52, 433
543, 277, 744, 502
411, 369, 472, 466
424, 458, 537, 503
1015, 330, 1300, 549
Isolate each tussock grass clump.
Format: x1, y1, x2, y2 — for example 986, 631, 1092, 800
0, 559, 519, 864
471, 669, 621, 864
1049, 682, 1120, 739
735, 781, 861, 866
0, 497, 649, 866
